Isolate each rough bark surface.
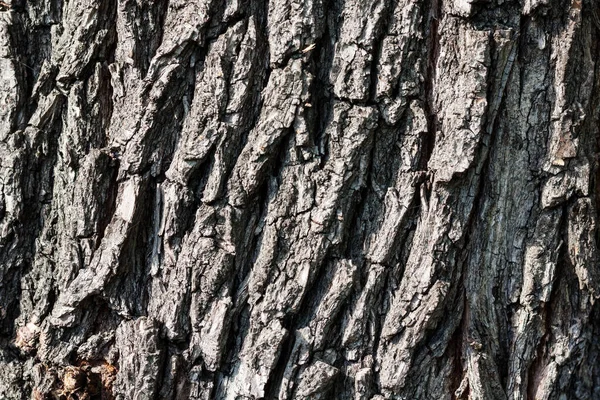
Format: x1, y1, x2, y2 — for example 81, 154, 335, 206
0, 0, 599, 398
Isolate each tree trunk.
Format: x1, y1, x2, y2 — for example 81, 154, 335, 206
0, 0, 599, 398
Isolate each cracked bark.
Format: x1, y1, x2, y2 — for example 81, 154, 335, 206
1, 0, 599, 399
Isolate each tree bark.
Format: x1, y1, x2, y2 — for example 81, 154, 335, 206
0, 0, 599, 398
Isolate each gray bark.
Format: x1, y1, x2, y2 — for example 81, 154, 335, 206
0, 0, 599, 398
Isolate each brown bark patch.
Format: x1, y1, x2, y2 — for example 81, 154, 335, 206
52, 361, 117, 400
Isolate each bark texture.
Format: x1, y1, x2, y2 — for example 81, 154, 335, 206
1, 0, 600, 398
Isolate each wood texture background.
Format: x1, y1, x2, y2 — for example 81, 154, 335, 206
0, 0, 599, 398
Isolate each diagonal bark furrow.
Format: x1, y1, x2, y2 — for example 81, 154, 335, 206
221, 102, 377, 399
376, 15, 493, 398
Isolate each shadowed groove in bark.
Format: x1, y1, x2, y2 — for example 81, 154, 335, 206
423, 0, 441, 171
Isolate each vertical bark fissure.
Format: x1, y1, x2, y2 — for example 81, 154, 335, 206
423, 0, 441, 173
